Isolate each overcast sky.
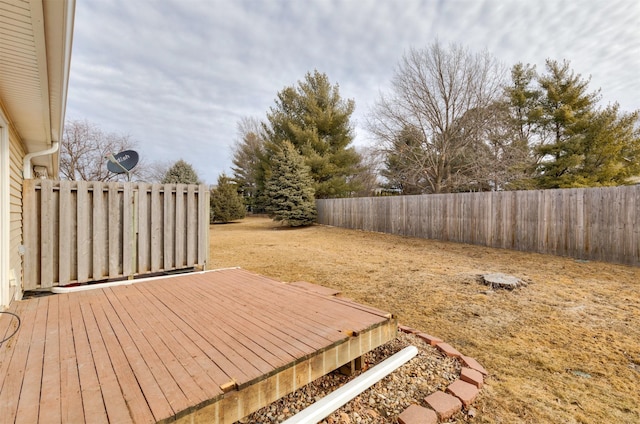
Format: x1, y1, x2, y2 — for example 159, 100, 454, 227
66, 0, 640, 184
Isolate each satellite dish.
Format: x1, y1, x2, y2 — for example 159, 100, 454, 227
107, 150, 139, 174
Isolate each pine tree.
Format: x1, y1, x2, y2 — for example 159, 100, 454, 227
231, 117, 268, 212
264, 70, 362, 198
210, 174, 246, 223
502, 60, 640, 189
505, 63, 542, 148
265, 142, 317, 227
534, 60, 600, 188
162, 159, 201, 184
574, 104, 640, 186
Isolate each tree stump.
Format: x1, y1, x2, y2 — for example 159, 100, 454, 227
478, 273, 526, 290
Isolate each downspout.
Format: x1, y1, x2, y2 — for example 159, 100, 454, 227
281, 345, 418, 424
23, 141, 59, 179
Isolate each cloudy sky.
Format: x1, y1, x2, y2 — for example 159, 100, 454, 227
66, 0, 640, 184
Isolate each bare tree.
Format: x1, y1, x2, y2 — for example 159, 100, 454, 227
368, 41, 506, 193
133, 160, 172, 183
60, 119, 140, 181
349, 146, 382, 197
231, 116, 268, 211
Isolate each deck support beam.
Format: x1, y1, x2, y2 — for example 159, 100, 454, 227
338, 356, 363, 376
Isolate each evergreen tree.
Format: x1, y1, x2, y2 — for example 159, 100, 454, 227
569, 104, 640, 186
162, 159, 201, 184
264, 70, 362, 198
265, 142, 317, 227
210, 174, 246, 223
500, 63, 541, 189
231, 117, 268, 212
503, 59, 640, 188
505, 63, 542, 148
534, 60, 600, 188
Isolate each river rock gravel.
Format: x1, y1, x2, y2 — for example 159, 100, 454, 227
240, 331, 476, 423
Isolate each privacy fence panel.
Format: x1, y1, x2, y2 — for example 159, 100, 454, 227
316, 186, 640, 267
22, 180, 210, 290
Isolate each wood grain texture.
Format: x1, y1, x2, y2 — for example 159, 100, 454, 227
0, 268, 396, 423
317, 186, 640, 266
21, 182, 209, 289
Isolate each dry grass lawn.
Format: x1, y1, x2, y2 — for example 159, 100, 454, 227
209, 216, 640, 423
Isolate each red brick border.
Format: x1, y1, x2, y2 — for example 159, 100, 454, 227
397, 324, 487, 422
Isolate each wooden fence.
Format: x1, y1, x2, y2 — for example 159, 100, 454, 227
22, 180, 210, 290
316, 186, 640, 266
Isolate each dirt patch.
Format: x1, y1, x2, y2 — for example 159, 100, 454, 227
210, 217, 640, 423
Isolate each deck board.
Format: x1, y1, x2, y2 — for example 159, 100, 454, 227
57, 294, 85, 423
39, 295, 61, 424
289, 280, 342, 296
0, 268, 396, 423
123, 286, 224, 400
124, 284, 235, 389
103, 287, 193, 415
239, 270, 386, 324
202, 277, 342, 349
201, 281, 322, 355
101, 289, 176, 421
68, 292, 109, 424
171, 284, 300, 368
91, 300, 156, 423
80, 292, 133, 424
221, 271, 382, 331
122, 284, 256, 387
210, 272, 363, 338
136, 281, 271, 382
16, 297, 50, 424
116, 288, 212, 407
0, 299, 39, 424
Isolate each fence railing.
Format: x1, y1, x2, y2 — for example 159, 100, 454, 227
316, 186, 640, 266
22, 180, 210, 290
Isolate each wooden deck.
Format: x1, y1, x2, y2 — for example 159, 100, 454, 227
0, 268, 396, 423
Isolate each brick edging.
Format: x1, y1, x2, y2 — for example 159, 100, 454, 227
397, 324, 487, 424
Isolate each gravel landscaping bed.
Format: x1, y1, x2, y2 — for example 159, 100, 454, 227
242, 331, 474, 423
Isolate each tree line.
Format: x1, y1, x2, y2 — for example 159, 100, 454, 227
230, 40, 639, 227
371, 45, 640, 193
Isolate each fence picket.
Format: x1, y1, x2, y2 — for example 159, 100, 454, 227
40, 179, 54, 288
137, 183, 150, 273
197, 184, 209, 267
22, 180, 38, 287
108, 183, 121, 278
76, 181, 89, 282
150, 184, 163, 272
122, 183, 133, 277
175, 184, 186, 267
59, 182, 71, 285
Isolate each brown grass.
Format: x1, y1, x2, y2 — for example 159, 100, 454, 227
209, 217, 640, 423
